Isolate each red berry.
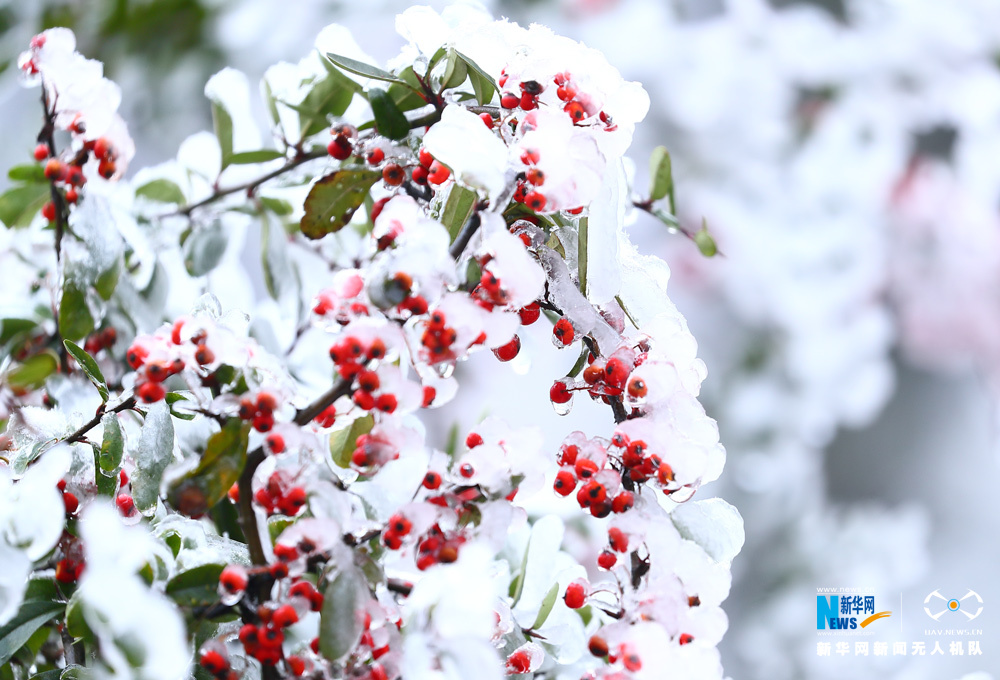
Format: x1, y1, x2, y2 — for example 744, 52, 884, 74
272, 604, 299, 628
627, 377, 648, 399
194, 344, 215, 365
44, 159, 63, 180
479, 112, 494, 128
549, 380, 572, 404
564, 101, 586, 123
427, 161, 450, 185
388, 513, 412, 536
507, 649, 532, 673
136, 381, 166, 403
553, 470, 576, 496
287, 656, 306, 676
375, 393, 397, 413
526, 168, 545, 186
199, 649, 228, 675
564, 581, 587, 609
553, 318, 575, 346
353, 389, 375, 411
252, 412, 274, 432
422, 471, 442, 490
492, 335, 521, 362
418, 149, 434, 168
465, 432, 484, 449
597, 550, 617, 570
604, 358, 628, 388
265, 433, 285, 454
92, 137, 112, 160
518, 302, 540, 325
219, 565, 248, 593
257, 392, 278, 412
382, 164, 405, 186
65, 187, 79, 204
422, 385, 436, 408
611, 491, 634, 513
119, 469, 129, 486
357, 370, 380, 393
62, 491, 79, 515
589, 635, 609, 657
41, 201, 56, 222
98, 159, 116, 179
33, 144, 49, 161
679, 633, 694, 645
459, 463, 475, 478
525, 191, 547, 212
327, 135, 353, 160
227, 483, 239, 503
115, 493, 135, 516
366, 148, 385, 164
411, 165, 429, 185
520, 148, 541, 165
500, 92, 520, 109
609, 527, 629, 552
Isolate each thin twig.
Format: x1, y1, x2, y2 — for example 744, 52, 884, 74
64, 397, 137, 444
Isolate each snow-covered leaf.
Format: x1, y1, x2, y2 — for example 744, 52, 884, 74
134, 179, 185, 205
300, 170, 380, 240
671, 498, 744, 564
64, 340, 107, 402
58, 280, 94, 342
319, 566, 366, 661
325, 52, 405, 85
132, 402, 174, 515
0, 599, 64, 666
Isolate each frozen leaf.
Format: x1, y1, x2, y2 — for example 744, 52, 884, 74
134, 179, 185, 204
300, 169, 380, 240
183, 220, 228, 277
261, 212, 293, 300
295, 63, 361, 139
228, 150, 285, 165
63, 340, 108, 402
531, 582, 559, 630
456, 51, 497, 105
388, 67, 427, 111
58, 280, 94, 342
324, 52, 405, 85
319, 565, 366, 661
98, 414, 124, 473
648, 146, 675, 209
440, 49, 468, 90
440, 183, 477, 241
165, 563, 225, 607
169, 419, 249, 516
132, 402, 174, 515
671, 498, 745, 564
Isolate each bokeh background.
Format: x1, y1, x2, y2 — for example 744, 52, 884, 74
2, 0, 999, 678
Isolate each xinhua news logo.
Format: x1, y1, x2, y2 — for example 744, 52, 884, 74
817, 593, 891, 630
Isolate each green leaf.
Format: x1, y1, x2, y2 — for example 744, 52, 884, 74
228, 150, 285, 165
261, 212, 292, 300
211, 100, 234, 170
577, 216, 589, 296
183, 220, 227, 276
509, 530, 532, 605
455, 51, 498, 105
58, 280, 94, 342
1, 318, 37, 349
63, 591, 92, 642
440, 184, 477, 242
0, 183, 49, 228
319, 567, 365, 661
7, 351, 59, 390
531, 582, 560, 630
99, 413, 125, 474
329, 413, 374, 468
262, 79, 281, 127
260, 197, 294, 216
295, 67, 361, 139
441, 49, 468, 91
94, 258, 122, 301
8, 164, 46, 183
648, 146, 675, 210
300, 169, 381, 240
165, 563, 225, 607
169, 419, 250, 516
132, 401, 174, 515
694, 218, 718, 257
64, 340, 108, 402
134, 179, 186, 204
324, 52, 406, 85
0, 600, 64, 666
368, 88, 410, 141
387, 67, 428, 112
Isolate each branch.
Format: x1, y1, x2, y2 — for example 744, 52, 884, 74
64, 397, 137, 444
171, 149, 327, 218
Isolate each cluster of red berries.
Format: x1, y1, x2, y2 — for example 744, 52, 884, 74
54, 532, 85, 584
552, 442, 634, 517
413, 523, 466, 571
327, 124, 357, 161
585, 636, 643, 673
498, 73, 544, 112
57, 479, 79, 518
350, 429, 399, 470
511, 148, 547, 212
550, 345, 646, 409
114, 469, 137, 518
253, 470, 307, 517
38, 153, 85, 221
489, 300, 542, 363
237, 392, 280, 433
596, 526, 631, 571
82, 326, 116, 356
328, 335, 385, 381
127, 323, 216, 403
419, 309, 459, 363
410, 148, 450, 186
609, 431, 676, 492
351, 368, 398, 414
351, 611, 392, 680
